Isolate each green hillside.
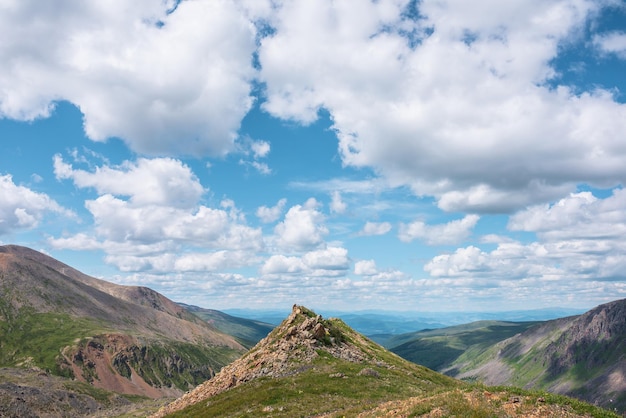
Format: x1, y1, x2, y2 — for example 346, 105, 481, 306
180, 303, 274, 348
0, 306, 110, 375
387, 320, 540, 371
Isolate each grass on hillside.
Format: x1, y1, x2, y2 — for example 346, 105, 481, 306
364, 385, 621, 418
0, 305, 242, 391
391, 321, 539, 371
0, 307, 111, 376
186, 308, 273, 348
166, 371, 621, 418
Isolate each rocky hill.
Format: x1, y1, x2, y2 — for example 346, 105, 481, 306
439, 299, 626, 413
0, 245, 246, 415
152, 305, 617, 417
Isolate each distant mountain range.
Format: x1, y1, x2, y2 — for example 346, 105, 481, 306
223, 306, 586, 337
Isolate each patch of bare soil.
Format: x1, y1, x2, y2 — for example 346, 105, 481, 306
0, 252, 13, 269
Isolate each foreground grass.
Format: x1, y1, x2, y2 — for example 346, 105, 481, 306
168, 378, 621, 418
388, 386, 621, 418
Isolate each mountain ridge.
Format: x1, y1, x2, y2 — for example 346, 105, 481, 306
1, 245, 622, 416
0, 245, 237, 344
179, 303, 274, 348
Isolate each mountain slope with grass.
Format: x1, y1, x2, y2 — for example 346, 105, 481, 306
0, 245, 245, 410
438, 299, 626, 414
179, 303, 274, 348
387, 320, 540, 371
152, 305, 617, 418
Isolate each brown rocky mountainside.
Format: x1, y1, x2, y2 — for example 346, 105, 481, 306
0, 245, 245, 404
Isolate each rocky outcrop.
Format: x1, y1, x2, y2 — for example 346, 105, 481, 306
152, 305, 385, 417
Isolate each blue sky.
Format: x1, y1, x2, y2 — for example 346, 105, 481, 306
1, 0, 626, 313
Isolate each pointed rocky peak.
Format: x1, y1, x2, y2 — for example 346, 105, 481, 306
152, 305, 399, 417
247, 304, 375, 365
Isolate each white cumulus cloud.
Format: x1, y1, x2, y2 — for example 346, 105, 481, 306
421, 189, 626, 309
359, 221, 392, 236
274, 199, 328, 251
256, 198, 287, 223
261, 246, 349, 277
0, 174, 72, 234
593, 31, 626, 58
329, 191, 347, 214
258, 0, 626, 213
399, 214, 480, 245
54, 155, 204, 208
49, 156, 263, 272
0, 0, 257, 157
354, 259, 378, 276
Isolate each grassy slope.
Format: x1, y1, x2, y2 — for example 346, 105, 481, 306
168, 357, 454, 417
388, 320, 540, 371
0, 246, 246, 393
181, 304, 274, 348
417, 307, 626, 414
0, 304, 242, 391
0, 303, 111, 375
